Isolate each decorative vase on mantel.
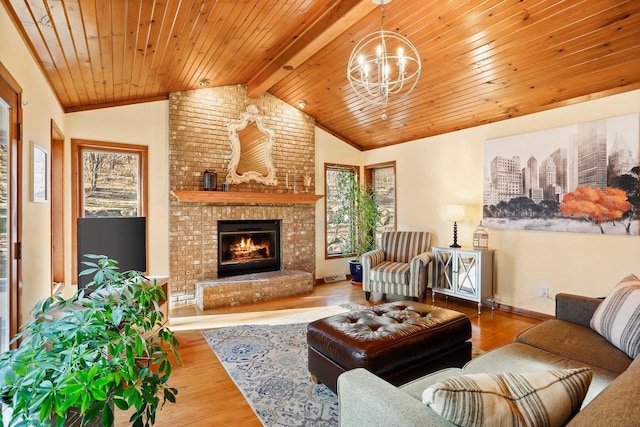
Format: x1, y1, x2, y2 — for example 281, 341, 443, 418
204, 169, 217, 191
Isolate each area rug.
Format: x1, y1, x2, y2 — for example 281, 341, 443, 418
203, 306, 486, 427
203, 322, 338, 426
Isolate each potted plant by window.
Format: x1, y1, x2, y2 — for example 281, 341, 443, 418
0, 255, 180, 427
331, 167, 381, 284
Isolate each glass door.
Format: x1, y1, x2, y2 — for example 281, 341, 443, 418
0, 65, 20, 353
456, 252, 478, 297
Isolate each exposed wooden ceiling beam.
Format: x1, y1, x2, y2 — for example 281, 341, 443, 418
247, 0, 378, 98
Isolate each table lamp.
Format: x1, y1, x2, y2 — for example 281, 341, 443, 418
446, 204, 466, 248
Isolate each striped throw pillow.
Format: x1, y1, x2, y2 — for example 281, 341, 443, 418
422, 367, 592, 427
590, 274, 640, 359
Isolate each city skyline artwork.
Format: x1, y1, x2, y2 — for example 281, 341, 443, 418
483, 113, 639, 235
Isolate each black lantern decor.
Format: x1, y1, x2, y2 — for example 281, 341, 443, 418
203, 169, 217, 191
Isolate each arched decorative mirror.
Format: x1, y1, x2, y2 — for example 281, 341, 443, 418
227, 105, 277, 186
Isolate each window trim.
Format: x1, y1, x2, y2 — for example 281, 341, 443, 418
365, 161, 397, 233
324, 163, 359, 260
71, 139, 149, 282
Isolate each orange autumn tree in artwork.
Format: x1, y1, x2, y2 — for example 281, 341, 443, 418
560, 186, 632, 234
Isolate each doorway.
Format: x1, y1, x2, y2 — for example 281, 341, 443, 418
0, 62, 21, 351
51, 120, 64, 295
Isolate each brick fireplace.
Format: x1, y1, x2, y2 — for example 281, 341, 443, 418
168, 84, 317, 308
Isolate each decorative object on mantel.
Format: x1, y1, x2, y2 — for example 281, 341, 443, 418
447, 204, 466, 248
227, 104, 277, 186
221, 182, 229, 192
346, 0, 421, 120
304, 175, 312, 193
203, 169, 217, 191
473, 221, 489, 249
293, 168, 297, 194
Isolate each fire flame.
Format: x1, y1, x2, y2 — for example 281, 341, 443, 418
231, 237, 269, 258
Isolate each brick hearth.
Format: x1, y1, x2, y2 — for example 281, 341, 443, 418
196, 270, 313, 310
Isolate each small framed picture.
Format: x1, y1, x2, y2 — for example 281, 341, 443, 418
32, 143, 47, 202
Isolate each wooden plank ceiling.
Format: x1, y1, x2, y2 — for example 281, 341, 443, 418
2, 0, 639, 151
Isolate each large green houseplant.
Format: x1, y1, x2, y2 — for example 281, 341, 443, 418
331, 167, 381, 283
0, 255, 180, 427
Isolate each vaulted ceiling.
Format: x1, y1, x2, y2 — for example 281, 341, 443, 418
3, 0, 639, 150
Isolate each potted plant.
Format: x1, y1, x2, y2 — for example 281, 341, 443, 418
0, 255, 180, 427
331, 167, 381, 284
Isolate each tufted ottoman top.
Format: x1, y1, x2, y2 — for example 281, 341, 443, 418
307, 301, 471, 375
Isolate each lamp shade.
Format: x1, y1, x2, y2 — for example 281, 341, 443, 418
446, 204, 466, 222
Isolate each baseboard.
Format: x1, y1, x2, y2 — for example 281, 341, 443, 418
428, 289, 552, 320
492, 302, 553, 321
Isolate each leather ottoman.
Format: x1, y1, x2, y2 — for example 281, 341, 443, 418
306, 301, 472, 393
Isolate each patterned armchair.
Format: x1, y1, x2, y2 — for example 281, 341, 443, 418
361, 231, 432, 301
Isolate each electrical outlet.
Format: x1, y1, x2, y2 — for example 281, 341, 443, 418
541, 287, 550, 298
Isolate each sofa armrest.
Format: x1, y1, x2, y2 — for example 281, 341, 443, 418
410, 250, 432, 271
567, 355, 640, 426
555, 293, 602, 327
338, 368, 455, 427
361, 248, 385, 269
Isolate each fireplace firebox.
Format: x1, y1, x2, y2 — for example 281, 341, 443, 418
218, 220, 281, 277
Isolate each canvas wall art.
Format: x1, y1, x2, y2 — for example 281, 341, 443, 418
483, 114, 639, 235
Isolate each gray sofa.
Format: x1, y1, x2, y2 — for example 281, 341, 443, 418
338, 293, 640, 426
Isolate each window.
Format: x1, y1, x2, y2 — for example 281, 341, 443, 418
72, 139, 148, 279
365, 162, 397, 244
325, 164, 358, 258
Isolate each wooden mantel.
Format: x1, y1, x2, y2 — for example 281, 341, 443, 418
170, 190, 323, 205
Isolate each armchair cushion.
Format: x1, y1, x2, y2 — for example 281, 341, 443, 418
382, 231, 431, 263
370, 261, 411, 286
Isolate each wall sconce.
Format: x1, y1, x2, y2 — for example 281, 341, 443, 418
446, 204, 466, 248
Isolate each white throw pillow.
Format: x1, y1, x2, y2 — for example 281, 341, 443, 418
590, 274, 640, 359
422, 367, 592, 427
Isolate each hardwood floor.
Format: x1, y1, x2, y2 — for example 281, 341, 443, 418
115, 282, 543, 426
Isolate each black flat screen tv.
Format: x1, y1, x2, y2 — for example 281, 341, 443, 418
77, 216, 147, 289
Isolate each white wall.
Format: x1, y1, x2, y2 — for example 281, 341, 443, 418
362, 89, 640, 314
64, 102, 170, 293
0, 3, 66, 320
314, 128, 362, 279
